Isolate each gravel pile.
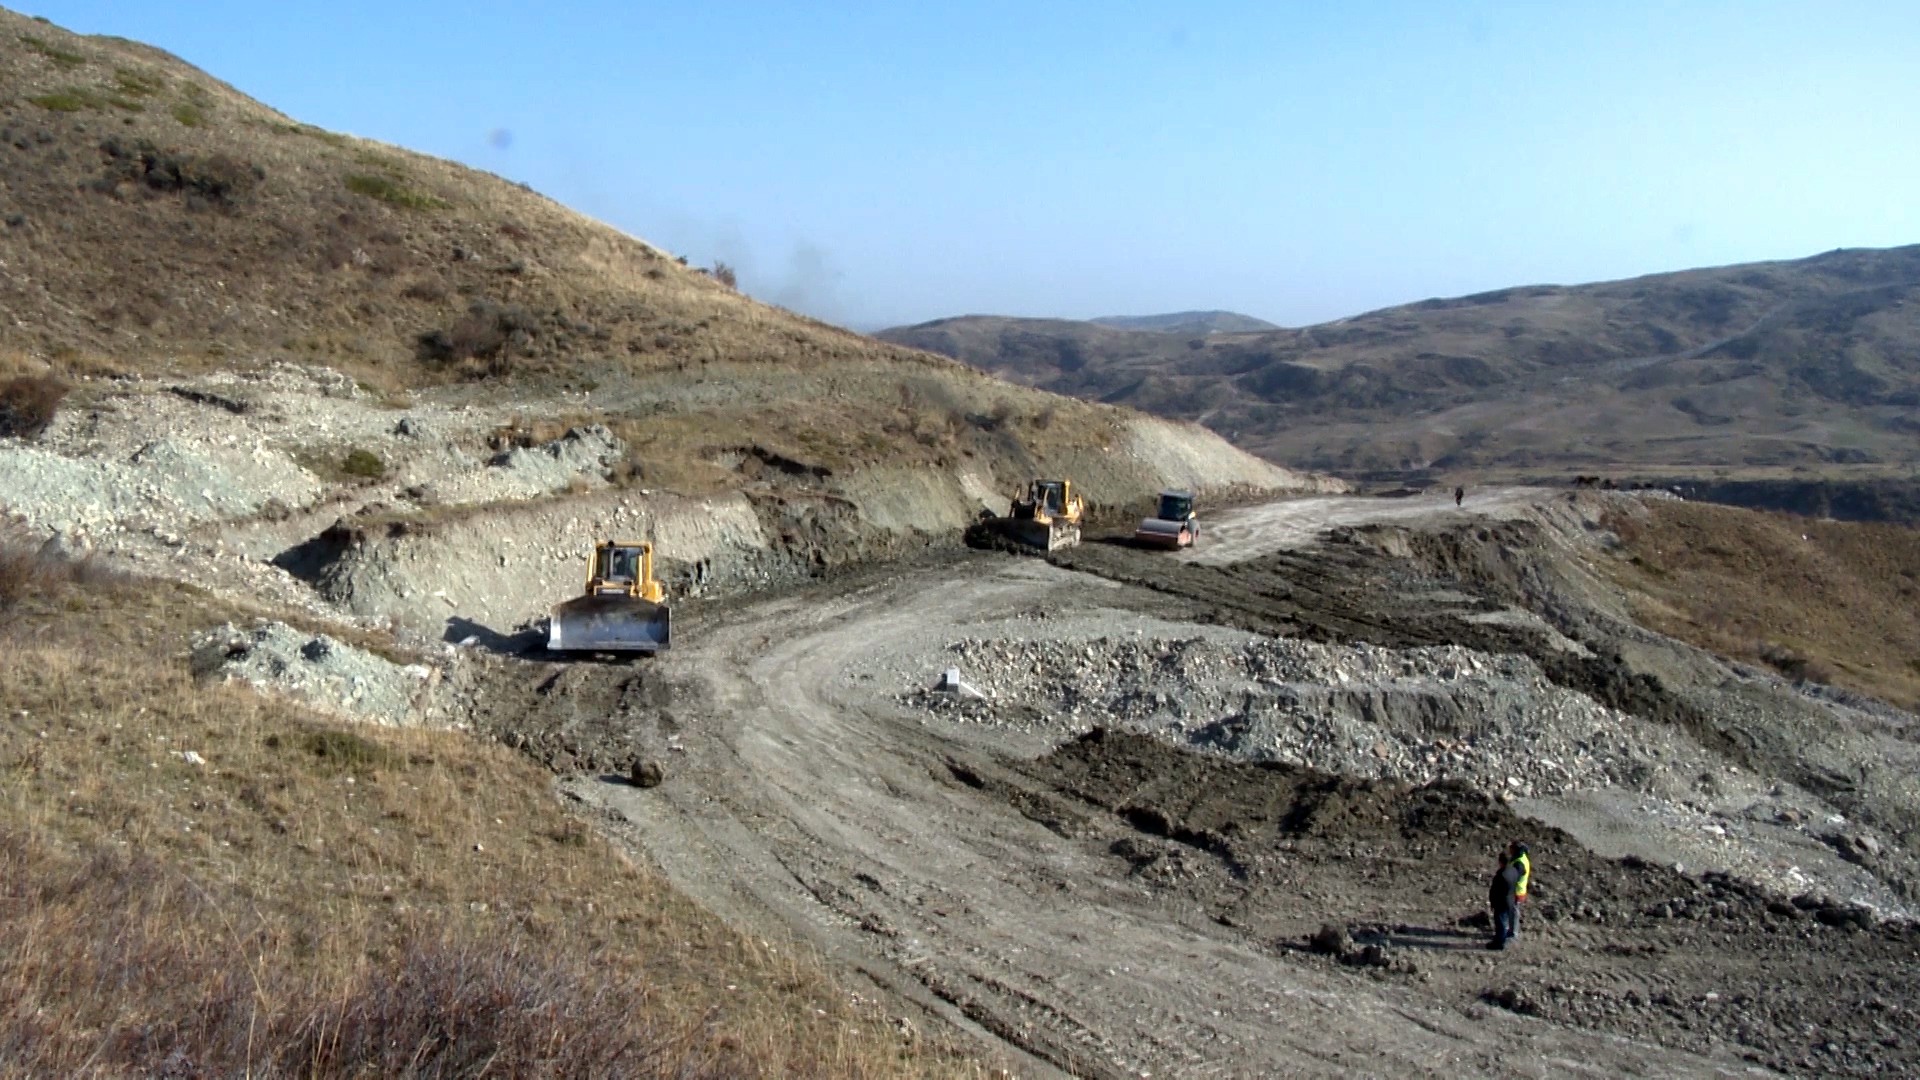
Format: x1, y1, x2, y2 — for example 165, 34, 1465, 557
405, 424, 626, 507
909, 634, 1727, 801
189, 620, 442, 726
0, 436, 323, 535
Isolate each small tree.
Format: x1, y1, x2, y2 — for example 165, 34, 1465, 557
711, 261, 737, 289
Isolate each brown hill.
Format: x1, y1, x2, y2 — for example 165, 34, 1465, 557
0, 7, 1308, 505
1089, 310, 1279, 334
879, 247, 1920, 478
0, 7, 880, 385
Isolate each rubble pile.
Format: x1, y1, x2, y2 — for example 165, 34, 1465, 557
189, 620, 444, 726
908, 634, 1722, 800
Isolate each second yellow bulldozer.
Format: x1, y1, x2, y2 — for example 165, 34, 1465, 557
547, 540, 672, 654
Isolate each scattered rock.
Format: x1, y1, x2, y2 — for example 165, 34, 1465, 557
1308, 922, 1352, 957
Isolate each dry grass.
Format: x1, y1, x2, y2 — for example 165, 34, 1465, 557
0, 10, 1141, 510
1601, 500, 1920, 709
0, 542, 982, 1078
0, 7, 966, 400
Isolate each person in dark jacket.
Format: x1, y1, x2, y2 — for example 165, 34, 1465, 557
1488, 849, 1525, 950
1493, 841, 1532, 940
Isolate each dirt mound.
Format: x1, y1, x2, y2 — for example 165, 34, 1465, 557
188, 619, 444, 725
1032, 729, 1513, 849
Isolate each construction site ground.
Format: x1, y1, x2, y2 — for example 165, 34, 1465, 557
466, 489, 1920, 1079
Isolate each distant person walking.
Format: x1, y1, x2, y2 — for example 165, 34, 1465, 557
1488, 841, 1529, 950
1453, 485, 1465, 508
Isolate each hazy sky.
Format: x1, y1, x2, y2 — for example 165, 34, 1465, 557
23, 1, 1920, 329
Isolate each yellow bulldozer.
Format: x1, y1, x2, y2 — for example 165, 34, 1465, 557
979, 478, 1085, 552
547, 540, 672, 653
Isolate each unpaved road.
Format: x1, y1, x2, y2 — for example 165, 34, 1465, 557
469, 489, 1917, 1078
560, 562, 1763, 1079
1182, 486, 1542, 566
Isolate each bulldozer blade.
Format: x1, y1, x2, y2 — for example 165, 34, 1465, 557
995, 517, 1080, 552
547, 594, 671, 653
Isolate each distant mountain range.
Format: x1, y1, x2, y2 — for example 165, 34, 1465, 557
877, 246, 1920, 477
1088, 311, 1280, 335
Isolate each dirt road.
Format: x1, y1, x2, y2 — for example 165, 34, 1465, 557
470, 489, 1917, 1077
1183, 486, 1545, 566
559, 561, 1768, 1079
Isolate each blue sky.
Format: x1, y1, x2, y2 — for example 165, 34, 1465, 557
22, 1, 1920, 329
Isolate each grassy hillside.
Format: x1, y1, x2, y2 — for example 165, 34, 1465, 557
0, 539, 970, 1077
881, 247, 1920, 477
1601, 500, 1920, 712
0, 7, 904, 387
0, 7, 1280, 501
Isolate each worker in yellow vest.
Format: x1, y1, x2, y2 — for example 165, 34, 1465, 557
1510, 842, 1531, 936
1488, 841, 1533, 950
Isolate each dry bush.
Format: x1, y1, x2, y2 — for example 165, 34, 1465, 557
0, 529, 117, 610
0, 830, 765, 1078
340, 446, 386, 479
0, 374, 67, 438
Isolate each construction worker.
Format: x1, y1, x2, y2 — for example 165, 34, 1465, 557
1487, 842, 1528, 950
1507, 842, 1531, 937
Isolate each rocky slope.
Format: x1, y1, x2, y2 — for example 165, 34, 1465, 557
880, 245, 1920, 477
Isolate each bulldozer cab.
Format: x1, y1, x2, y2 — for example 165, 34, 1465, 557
595, 545, 640, 586
587, 541, 664, 603
1156, 490, 1195, 522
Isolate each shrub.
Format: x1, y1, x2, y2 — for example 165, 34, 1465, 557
340, 447, 386, 480
112, 67, 166, 99
96, 138, 264, 205
0, 375, 67, 439
296, 729, 399, 773
29, 88, 102, 112
344, 173, 449, 211
417, 300, 538, 374
18, 33, 84, 69
170, 102, 205, 127
711, 261, 738, 289
400, 278, 449, 303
